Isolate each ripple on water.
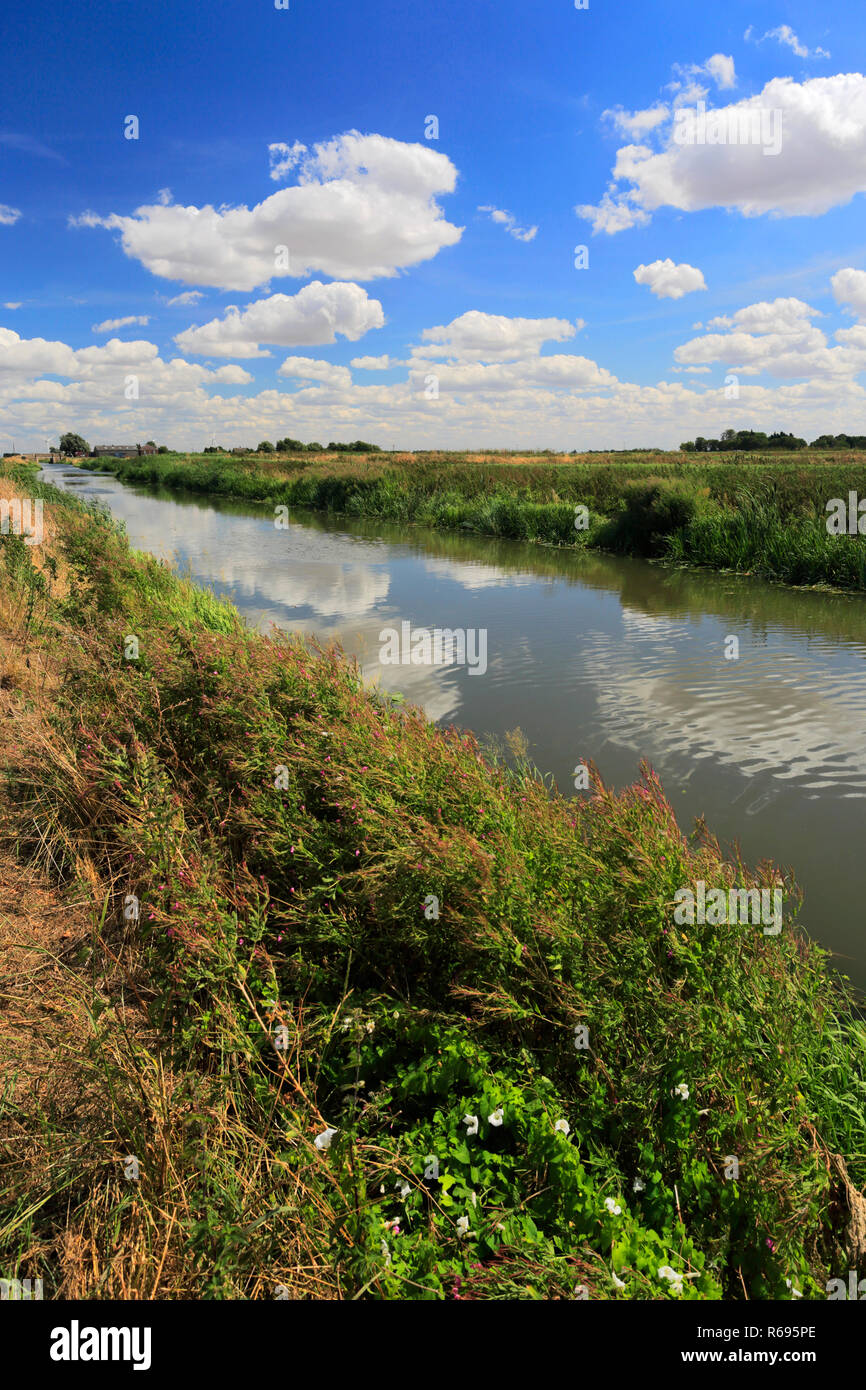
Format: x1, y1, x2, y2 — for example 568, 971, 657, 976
576, 616, 866, 798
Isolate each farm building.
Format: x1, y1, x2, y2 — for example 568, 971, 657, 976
92, 444, 157, 458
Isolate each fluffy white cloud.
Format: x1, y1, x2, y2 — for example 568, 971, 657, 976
579, 74, 866, 232
674, 296, 866, 380
12, 367, 865, 454
4, 302, 21, 309
404, 311, 613, 396
832, 268, 866, 320
350, 354, 394, 369
670, 54, 736, 93
209, 364, 254, 384
705, 54, 736, 90
603, 105, 670, 137
174, 281, 384, 358
685, 54, 736, 90
0, 205, 22, 225
0, 328, 254, 398
408, 356, 617, 394
704, 299, 821, 335
575, 188, 651, 235
73, 132, 462, 290
633, 259, 707, 299
268, 141, 307, 182
5, 371, 866, 453
0, 327, 77, 377
92, 314, 150, 333
5, 295, 866, 453
277, 357, 353, 389
413, 310, 578, 363
478, 206, 538, 242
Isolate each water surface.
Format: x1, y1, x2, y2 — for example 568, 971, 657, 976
41, 465, 866, 989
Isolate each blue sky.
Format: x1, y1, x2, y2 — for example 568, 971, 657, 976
2, 0, 866, 450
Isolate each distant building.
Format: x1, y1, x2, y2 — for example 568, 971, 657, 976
93, 444, 157, 458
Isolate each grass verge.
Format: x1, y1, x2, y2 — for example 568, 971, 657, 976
1, 461, 865, 1300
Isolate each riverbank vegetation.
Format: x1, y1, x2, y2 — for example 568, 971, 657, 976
83, 447, 866, 590
1, 461, 865, 1300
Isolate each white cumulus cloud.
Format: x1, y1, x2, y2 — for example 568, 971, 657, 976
578, 74, 866, 233
673, 295, 866, 380
174, 281, 384, 358
350, 354, 394, 369
575, 188, 651, 235
633, 259, 707, 299
277, 357, 353, 389
73, 131, 462, 291
671, 54, 736, 92
603, 105, 670, 137
704, 54, 736, 90
413, 310, 578, 363
832, 267, 866, 320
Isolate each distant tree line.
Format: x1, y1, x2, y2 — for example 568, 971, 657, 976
680, 429, 866, 453
680, 429, 808, 453
807, 433, 866, 450
249, 438, 381, 454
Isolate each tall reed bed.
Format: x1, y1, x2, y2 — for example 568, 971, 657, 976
86, 452, 866, 590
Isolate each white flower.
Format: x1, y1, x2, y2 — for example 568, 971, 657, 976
365, 1020, 375, 1034
633, 1177, 645, 1193
314, 1126, 337, 1151
554, 1118, 571, 1136
673, 1083, 690, 1100
604, 1197, 622, 1216
488, 1107, 504, 1127
785, 1279, 803, 1298
469, 1190, 477, 1208
456, 1216, 470, 1237
658, 1265, 684, 1296
381, 1239, 391, 1265
612, 1270, 626, 1290
397, 1181, 411, 1199
464, 1113, 479, 1136
379, 1184, 385, 1194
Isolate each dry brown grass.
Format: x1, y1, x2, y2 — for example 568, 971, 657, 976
0, 477, 166, 1297
0, 478, 341, 1299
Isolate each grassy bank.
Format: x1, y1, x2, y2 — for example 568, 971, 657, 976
81, 448, 866, 591
2, 462, 866, 1300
